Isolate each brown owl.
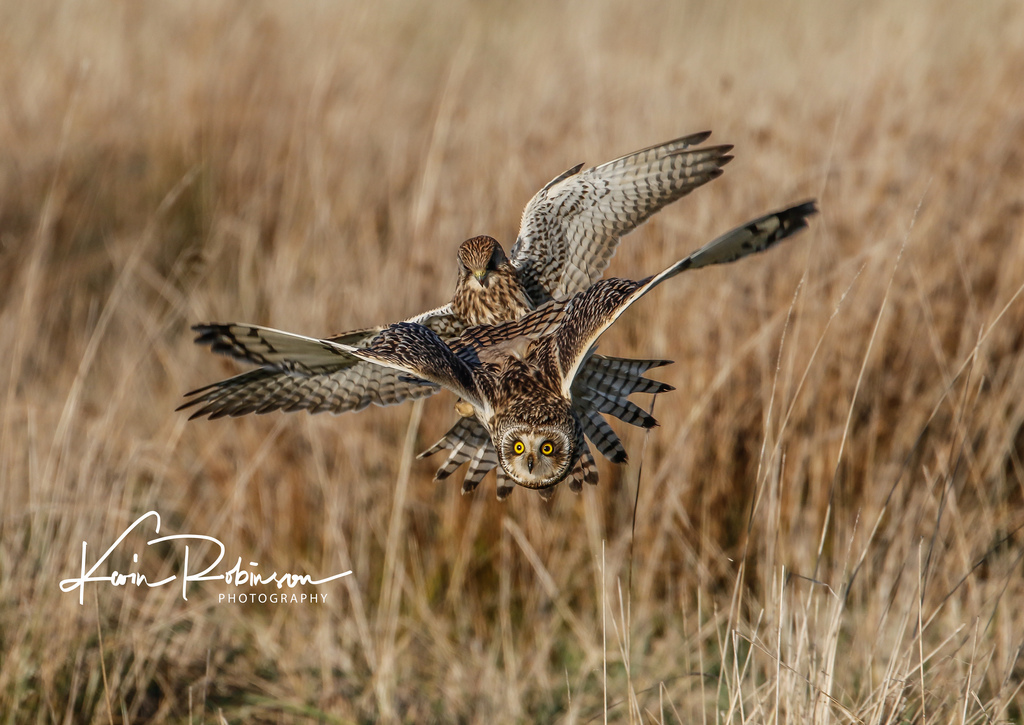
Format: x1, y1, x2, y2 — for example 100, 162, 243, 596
321, 202, 817, 495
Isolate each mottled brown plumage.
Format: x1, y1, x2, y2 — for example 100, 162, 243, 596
451, 236, 532, 325
181, 132, 734, 494
341, 202, 818, 495
181, 132, 730, 418
181, 199, 815, 497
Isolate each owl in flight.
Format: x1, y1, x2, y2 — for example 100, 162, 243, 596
181, 132, 732, 490
319, 202, 817, 495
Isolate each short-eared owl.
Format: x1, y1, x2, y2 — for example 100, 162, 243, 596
180, 133, 731, 489
296, 203, 817, 496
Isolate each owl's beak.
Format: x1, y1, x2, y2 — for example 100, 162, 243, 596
527, 455, 534, 473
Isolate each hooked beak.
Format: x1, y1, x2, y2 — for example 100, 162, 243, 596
527, 455, 534, 473
472, 268, 487, 284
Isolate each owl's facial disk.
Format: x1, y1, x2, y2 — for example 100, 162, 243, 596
498, 426, 573, 489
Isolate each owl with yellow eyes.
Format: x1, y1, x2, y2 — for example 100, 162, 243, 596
336, 202, 817, 495
180, 132, 732, 493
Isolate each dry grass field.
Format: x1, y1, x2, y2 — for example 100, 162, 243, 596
3, 0, 1024, 722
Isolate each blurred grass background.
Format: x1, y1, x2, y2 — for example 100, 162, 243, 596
2, 0, 1024, 721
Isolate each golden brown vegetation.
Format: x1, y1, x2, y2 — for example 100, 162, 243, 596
3, 0, 1024, 722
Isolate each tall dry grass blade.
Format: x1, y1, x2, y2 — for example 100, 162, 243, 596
94, 590, 114, 725
698, 586, 707, 725
411, 22, 478, 244
776, 265, 864, 450
813, 186, 929, 581
623, 395, 657, 721
603, 540, 608, 725
44, 168, 200, 490
750, 276, 801, 533
920, 349, 981, 606
374, 397, 424, 720
917, 542, 928, 725
611, 578, 640, 723
499, 518, 521, 718
504, 517, 591, 646
744, 628, 863, 724
961, 619, 978, 725
775, 565, 784, 725
5, 58, 84, 423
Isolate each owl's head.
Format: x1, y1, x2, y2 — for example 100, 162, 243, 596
496, 422, 575, 490
457, 236, 509, 285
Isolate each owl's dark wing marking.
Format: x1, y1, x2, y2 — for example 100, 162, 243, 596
191, 304, 460, 369
679, 201, 818, 270
189, 323, 370, 370
337, 322, 483, 413
577, 408, 628, 464
555, 201, 818, 396
179, 306, 463, 419
570, 355, 674, 462
510, 132, 734, 304
177, 362, 439, 420
178, 325, 439, 419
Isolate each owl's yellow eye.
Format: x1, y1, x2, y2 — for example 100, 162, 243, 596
540, 442, 554, 456
513, 440, 525, 455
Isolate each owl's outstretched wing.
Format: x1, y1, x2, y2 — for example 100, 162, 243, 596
179, 305, 462, 419
555, 201, 819, 395
337, 322, 484, 414
177, 325, 440, 419
510, 132, 734, 304
677, 200, 818, 271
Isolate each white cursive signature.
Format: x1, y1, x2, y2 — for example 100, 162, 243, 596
59, 511, 351, 604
